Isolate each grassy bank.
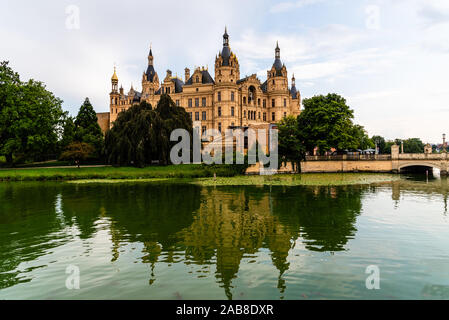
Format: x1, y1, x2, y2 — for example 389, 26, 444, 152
64, 172, 401, 186
0, 165, 238, 181
193, 173, 401, 187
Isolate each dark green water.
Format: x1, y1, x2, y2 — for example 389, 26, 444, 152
0, 176, 448, 300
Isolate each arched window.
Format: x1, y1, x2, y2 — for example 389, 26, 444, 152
196, 76, 199, 83
243, 97, 246, 104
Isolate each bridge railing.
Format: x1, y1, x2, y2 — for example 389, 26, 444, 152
305, 154, 392, 161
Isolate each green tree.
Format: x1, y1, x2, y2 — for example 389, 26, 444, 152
105, 94, 192, 167
351, 124, 374, 150
60, 115, 76, 150
297, 93, 358, 155
73, 98, 104, 159
277, 115, 305, 172
403, 138, 425, 153
0, 61, 65, 165
371, 135, 386, 154
60, 142, 95, 168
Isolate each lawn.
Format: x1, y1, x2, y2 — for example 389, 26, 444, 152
0, 164, 238, 181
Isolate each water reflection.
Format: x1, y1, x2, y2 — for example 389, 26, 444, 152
0, 176, 448, 299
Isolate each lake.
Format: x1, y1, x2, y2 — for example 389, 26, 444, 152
0, 174, 448, 300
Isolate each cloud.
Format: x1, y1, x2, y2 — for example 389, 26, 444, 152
270, 0, 325, 14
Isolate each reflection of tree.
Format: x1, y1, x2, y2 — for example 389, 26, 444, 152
96, 183, 201, 284
271, 185, 364, 252
179, 186, 296, 299
0, 182, 67, 289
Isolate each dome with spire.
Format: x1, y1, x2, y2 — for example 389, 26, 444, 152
111, 66, 118, 81
272, 41, 283, 75
221, 27, 231, 66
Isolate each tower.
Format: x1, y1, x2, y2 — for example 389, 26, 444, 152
110, 66, 120, 114
267, 41, 287, 92
142, 45, 159, 97
214, 27, 240, 83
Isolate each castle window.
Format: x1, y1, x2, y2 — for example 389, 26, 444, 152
202, 111, 206, 120
284, 112, 287, 117
218, 107, 222, 117
202, 126, 207, 135
272, 99, 275, 108
195, 98, 199, 107
218, 123, 222, 133
188, 112, 192, 119
263, 99, 266, 108
195, 112, 199, 121
218, 92, 221, 102
284, 99, 287, 107
231, 107, 234, 117
258, 112, 261, 119
243, 97, 246, 104
188, 99, 192, 107
196, 76, 199, 83
272, 80, 275, 85
167, 87, 170, 94
263, 112, 266, 121
231, 91, 234, 102
202, 97, 206, 107
272, 112, 275, 121
231, 69, 233, 75
176, 100, 180, 106
258, 98, 260, 106
244, 110, 246, 118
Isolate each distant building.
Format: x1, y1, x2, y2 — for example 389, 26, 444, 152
100, 28, 301, 133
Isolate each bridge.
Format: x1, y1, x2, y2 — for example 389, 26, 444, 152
291, 145, 449, 175
248, 144, 449, 175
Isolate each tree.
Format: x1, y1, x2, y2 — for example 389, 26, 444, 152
297, 93, 358, 155
60, 115, 76, 150
73, 98, 104, 159
403, 138, 425, 154
0, 61, 65, 165
60, 142, 95, 168
351, 124, 374, 150
371, 135, 386, 154
277, 116, 305, 172
105, 94, 192, 167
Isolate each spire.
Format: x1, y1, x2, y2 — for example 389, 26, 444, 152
223, 26, 229, 46
275, 41, 280, 59
111, 66, 118, 81
148, 45, 154, 66
292, 73, 296, 86
220, 27, 231, 66
111, 66, 118, 93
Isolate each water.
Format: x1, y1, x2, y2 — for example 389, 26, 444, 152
0, 175, 448, 300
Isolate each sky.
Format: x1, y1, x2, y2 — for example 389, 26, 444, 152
1, 0, 448, 143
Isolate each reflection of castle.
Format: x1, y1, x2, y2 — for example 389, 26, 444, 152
98, 28, 301, 133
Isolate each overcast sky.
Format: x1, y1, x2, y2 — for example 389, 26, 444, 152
1, 0, 448, 142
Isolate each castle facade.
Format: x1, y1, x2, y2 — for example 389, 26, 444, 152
99, 29, 301, 134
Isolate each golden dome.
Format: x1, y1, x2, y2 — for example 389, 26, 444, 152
111, 66, 118, 81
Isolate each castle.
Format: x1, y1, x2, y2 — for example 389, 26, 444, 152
97, 28, 301, 134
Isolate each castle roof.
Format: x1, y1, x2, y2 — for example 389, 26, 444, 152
171, 77, 184, 93
185, 70, 215, 85
146, 65, 156, 82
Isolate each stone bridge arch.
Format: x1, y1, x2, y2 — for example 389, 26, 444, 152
398, 161, 446, 174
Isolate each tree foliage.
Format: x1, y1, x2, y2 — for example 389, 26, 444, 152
297, 94, 359, 155
60, 142, 95, 168
0, 61, 65, 164
105, 94, 192, 167
277, 115, 305, 172
72, 98, 104, 159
